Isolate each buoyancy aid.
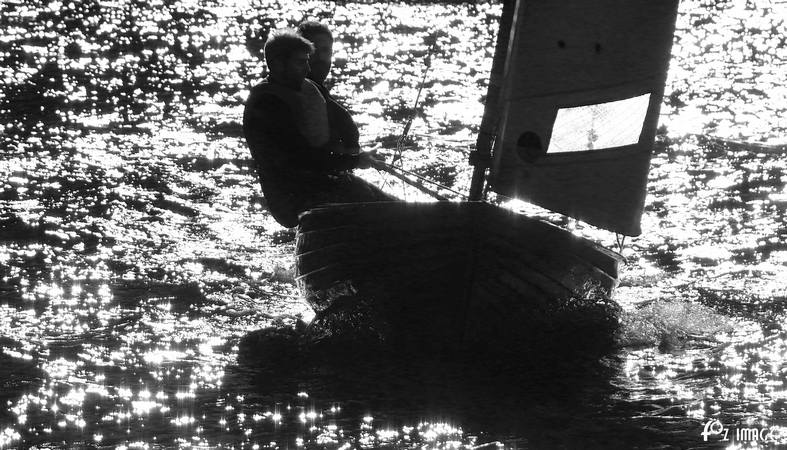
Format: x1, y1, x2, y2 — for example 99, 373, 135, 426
252, 78, 330, 147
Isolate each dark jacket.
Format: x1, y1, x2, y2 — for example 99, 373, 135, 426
313, 80, 361, 151
243, 78, 359, 226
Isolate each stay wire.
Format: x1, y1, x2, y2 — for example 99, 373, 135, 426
379, 32, 440, 195
393, 35, 437, 164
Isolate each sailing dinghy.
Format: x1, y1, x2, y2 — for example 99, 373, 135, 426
294, 0, 681, 353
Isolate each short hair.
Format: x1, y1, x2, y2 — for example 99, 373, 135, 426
263, 29, 314, 68
297, 21, 333, 42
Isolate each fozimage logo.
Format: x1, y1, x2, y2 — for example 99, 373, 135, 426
700, 419, 785, 443
701, 419, 728, 442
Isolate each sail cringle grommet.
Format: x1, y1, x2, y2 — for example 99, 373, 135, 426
515, 131, 546, 163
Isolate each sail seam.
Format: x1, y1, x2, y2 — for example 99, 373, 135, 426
502, 78, 661, 103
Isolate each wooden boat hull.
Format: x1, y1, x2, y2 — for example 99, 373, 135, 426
295, 201, 623, 354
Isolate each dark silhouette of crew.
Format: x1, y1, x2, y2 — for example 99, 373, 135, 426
243, 29, 392, 228
297, 21, 361, 156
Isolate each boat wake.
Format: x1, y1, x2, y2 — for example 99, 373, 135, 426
617, 300, 734, 351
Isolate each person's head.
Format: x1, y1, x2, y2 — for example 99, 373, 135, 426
297, 21, 333, 84
264, 29, 315, 88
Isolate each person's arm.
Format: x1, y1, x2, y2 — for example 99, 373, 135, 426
244, 94, 360, 172
326, 96, 361, 153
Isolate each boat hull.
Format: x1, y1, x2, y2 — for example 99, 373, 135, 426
295, 201, 623, 354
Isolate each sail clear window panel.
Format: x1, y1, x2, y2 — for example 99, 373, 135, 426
546, 93, 651, 153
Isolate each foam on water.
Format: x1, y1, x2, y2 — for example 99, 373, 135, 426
617, 299, 735, 350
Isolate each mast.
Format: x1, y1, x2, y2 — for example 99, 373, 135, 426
468, 0, 517, 201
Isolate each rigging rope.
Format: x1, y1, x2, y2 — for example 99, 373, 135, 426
379, 32, 440, 197
376, 164, 448, 201
615, 234, 627, 254
393, 36, 437, 164
377, 161, 467, 200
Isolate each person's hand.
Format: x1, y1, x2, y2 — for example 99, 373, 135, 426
357, 149, 384, 170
